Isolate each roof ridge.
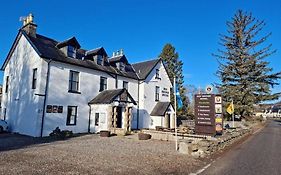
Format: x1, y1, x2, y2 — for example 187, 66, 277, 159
132, 58, 160, 65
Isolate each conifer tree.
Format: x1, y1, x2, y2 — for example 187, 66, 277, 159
214, 10, 281, 118
159, 43, 188, 115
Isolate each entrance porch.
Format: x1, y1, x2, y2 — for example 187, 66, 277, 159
88, 89, 137, 135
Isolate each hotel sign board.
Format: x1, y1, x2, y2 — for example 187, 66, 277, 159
195, 94, 223, 136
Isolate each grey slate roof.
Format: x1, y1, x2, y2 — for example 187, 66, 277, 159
24, 31, 139, 79
56, 37, 81, 49
132, 59, 160, 80
85, 47, 107, 57
1, 30, 164, 82
109, 55, 128, 64
150, 102, 171, 116
89, 89, 136, 105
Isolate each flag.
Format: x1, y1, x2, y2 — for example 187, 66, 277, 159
226, 101, 234, 114
176, 85, 183, 109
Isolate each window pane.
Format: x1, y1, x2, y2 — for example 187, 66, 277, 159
71, 82, 78, 91
72, 72, 79, 81
95, 113, 99, 126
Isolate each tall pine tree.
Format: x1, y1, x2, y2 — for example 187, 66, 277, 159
159, 43, 188, 115
214, 10, 281, 118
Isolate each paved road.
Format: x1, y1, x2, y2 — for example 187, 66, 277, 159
200, 120, 281, 175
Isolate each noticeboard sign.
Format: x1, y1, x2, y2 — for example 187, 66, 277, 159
195, 94, 223, 136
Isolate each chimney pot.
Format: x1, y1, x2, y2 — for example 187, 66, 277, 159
21, 13, 37, 38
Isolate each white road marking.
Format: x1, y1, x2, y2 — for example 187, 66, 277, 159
189, 162, 212, 175
253, 127, 263, 135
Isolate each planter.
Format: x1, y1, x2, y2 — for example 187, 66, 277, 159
138, 133, 151, 140
100, 130, 111, 137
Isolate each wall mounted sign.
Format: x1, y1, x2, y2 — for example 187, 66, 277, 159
162, 87, 169, 97
46, 105, 63, 113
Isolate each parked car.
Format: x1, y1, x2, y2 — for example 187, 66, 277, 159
0, 119, 8, 133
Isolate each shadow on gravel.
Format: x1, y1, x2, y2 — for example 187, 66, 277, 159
0, 132, 89, 152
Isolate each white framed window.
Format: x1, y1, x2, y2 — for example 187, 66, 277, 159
156, 69, 160, 79
32, 68, 37, 89
123, 81, 128, 90
97, 55, 103, 65
69, 70, 80, 93
155, 86, 160, 101
95, 113, 99, 126
100, 77, 107, 91
67, 46, 76, 58
66, 106, 77, 125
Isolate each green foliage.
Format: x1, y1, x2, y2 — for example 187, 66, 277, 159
159, 43, 188, 115
49, 127, 73, 139
214, 10, 281, 118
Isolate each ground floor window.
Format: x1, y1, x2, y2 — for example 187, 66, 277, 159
67, 106, 77, 125
95, 113, 99, 126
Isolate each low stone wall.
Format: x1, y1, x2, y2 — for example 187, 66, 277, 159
141, 130, 211, 142
179, 128, 250, 158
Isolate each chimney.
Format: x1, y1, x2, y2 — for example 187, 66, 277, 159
21, 13, 37, 38
120, 49, 124, 55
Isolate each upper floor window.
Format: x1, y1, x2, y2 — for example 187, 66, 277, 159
155, 86, 160, 101
118, 62, 125, 71
100, 77, 107, 92
123, 81, 128, 90
69, 70, 80, 93
5, 76, 9, 93
97, 55, 103, 65
32, 68, 37, 89
68, 46, 76, 58
156, 69, 160, 79
66, 106, 77, 125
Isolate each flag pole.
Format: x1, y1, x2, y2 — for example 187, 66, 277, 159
174, 76, 178, 151
232, 99, 234, 128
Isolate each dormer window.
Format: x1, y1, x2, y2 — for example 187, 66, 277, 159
97, 55, 103, 65
118, 62, 125, 71
68, 46, 76, 58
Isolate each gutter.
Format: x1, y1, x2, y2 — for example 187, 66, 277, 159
40, 59, 52, 137
88, 103, 91, 133
137, 80, 140, 129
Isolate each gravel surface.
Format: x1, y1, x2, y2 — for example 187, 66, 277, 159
0, 134, 204, 175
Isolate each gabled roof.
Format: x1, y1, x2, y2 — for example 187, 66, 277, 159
132, 59, 160, 80
150, 102, 172, 116
1, 30, 139, 79
89, 89, 136, 105
85, 47, 107, 57
109, 55, 129, 64
56, 37, 81, 49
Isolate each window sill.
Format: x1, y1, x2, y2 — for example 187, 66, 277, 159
68, 90, 81, 94
66, 124, 76, 126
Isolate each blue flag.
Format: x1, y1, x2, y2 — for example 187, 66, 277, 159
176, 85, 183, 109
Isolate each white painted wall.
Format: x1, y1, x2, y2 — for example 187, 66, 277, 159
1, 34, 172, 137
89, 104, 109, 133
42, 61, 139, 136
139, 61, 173, 129
1, 34, 46, 137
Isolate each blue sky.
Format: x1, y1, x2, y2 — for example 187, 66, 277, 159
0, 0, 280, 99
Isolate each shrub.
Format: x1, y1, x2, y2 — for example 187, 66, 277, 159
49, 127, 73, 139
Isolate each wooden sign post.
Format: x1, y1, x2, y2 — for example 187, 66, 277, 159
195, 94, 223, 136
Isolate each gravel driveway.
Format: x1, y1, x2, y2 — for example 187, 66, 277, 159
0, 134, 204, 175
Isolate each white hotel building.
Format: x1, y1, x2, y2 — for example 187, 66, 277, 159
0, 15, 175, 137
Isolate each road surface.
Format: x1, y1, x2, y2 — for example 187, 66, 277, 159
200, 120, 281, 175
